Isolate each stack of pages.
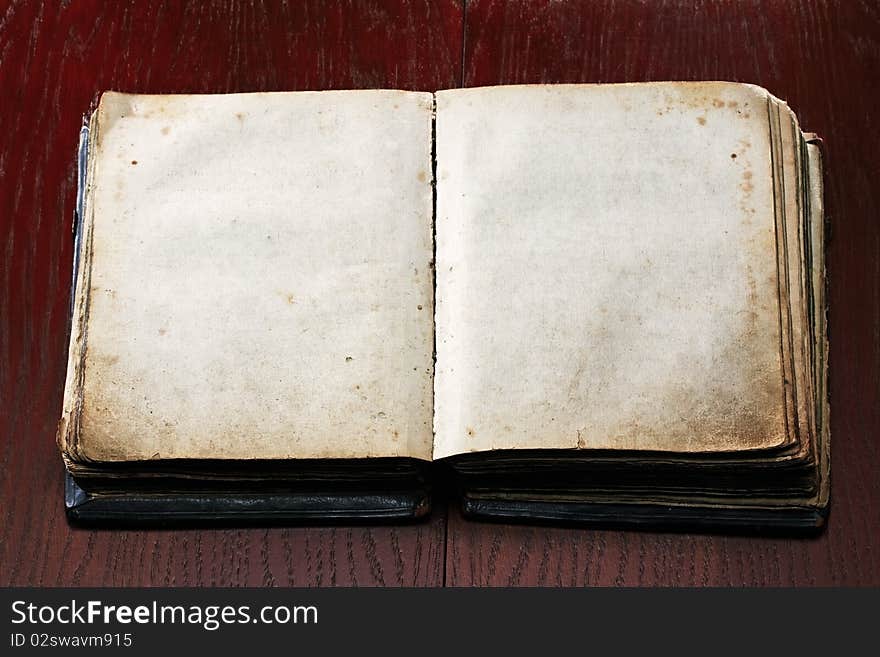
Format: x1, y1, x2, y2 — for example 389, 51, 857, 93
59, 82, 829, 529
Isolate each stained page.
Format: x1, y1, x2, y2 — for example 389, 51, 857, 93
433, 82, 787, 459
73, 90, 435, 461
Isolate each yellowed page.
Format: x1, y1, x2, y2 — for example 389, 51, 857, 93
75, 90, 434, 461
433, 82, 787, 459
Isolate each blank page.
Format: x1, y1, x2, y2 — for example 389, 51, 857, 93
73, 91, 435, 461
433, 83, 786, 459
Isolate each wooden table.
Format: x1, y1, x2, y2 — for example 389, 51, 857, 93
2, 0, 877, 586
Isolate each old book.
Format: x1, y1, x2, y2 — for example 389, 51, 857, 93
59, 82, 829, 530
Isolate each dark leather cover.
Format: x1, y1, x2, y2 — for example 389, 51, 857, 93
65, 471, 430, 526
460, 494, 826, 534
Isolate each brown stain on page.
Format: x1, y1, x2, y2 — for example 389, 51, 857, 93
741, 168, 754, 194
731, 138, 756, 217
660, 83, 763, 126
744, 263, 761, 331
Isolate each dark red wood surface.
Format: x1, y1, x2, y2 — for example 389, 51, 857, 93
1, 0, 877, 586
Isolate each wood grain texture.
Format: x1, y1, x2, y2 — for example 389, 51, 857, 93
2, 0, 878, 587
0, 0, 461, 587
446, 0, 880, 586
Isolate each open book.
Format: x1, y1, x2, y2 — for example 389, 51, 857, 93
59, 82, 829, 530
